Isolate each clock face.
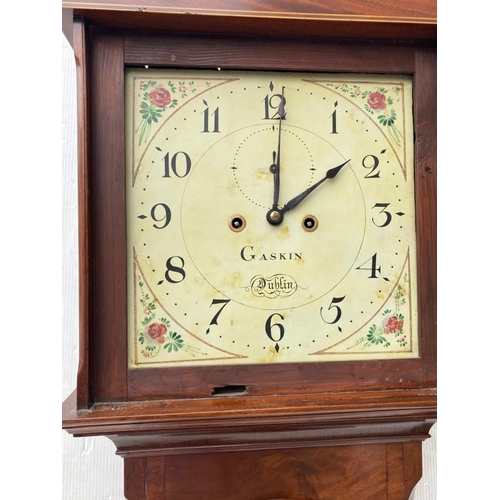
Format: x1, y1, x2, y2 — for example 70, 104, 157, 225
125, 69, 418, 368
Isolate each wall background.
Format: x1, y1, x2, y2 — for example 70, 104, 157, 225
61, 33, 437, 499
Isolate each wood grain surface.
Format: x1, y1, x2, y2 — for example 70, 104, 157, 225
62, 0, 436, 45
122, 443, 423, 499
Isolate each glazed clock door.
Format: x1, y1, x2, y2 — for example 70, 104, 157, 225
126, 70, 418, 370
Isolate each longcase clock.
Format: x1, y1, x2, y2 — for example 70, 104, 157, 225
62, 1, 437, 498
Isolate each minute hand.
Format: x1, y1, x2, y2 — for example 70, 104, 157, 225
281, 159, 350, 215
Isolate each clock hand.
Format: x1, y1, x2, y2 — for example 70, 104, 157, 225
269, 87, 285, 209
281, 159, 350, 214
267, 159, 350, 225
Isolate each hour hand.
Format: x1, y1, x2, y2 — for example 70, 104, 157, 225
282, 159, 349, 214
267, 159, 350, 225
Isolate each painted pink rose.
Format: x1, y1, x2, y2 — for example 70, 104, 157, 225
367, 91, 387, 110
149, 87, 171, 107
383, 316, 403, 334
147, 322, 167, 343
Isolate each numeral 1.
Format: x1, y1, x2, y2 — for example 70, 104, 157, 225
330, 101, 339, 134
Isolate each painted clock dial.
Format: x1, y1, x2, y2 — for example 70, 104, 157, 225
125, 69, 418, 368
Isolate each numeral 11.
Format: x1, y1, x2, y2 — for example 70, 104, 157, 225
202, 106, 220, 133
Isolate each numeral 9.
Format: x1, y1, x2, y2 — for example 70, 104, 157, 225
151, 203, 171, 229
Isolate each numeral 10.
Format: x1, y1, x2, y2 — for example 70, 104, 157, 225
163, 151, 192, 178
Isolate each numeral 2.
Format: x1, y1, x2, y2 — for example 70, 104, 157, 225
362, 151, 385, 179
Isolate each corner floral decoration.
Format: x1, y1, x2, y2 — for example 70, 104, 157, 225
136, 79, 201, 146
327, 83, 403, 147
348, 274, 409, 351
137, 276, 205, 359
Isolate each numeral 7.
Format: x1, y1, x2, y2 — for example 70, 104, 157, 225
206, 299, 231, 334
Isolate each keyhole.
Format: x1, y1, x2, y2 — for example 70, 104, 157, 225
229, 214, 246, 232
302, 215, 318, 232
